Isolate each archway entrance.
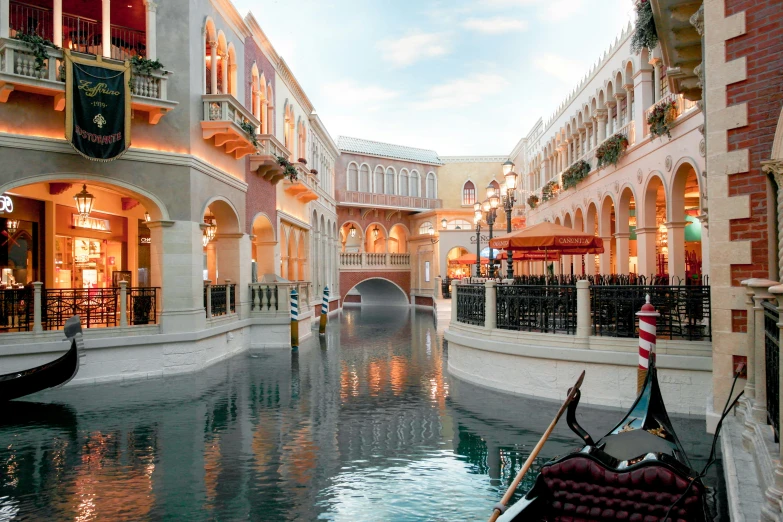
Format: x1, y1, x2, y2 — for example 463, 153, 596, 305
202, 199, 241, 284
346, 278, 408, 306
251, 214, 276, 279
671, 163, 703, 281
446, 246, 469, 279
642, 175, 667, 278
617, 187, 637, 275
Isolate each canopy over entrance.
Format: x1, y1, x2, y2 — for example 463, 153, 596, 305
489, 221, 604, 254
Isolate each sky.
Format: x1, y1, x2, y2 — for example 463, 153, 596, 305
232, 0, 635, 156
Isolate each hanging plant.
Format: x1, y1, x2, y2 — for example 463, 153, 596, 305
310, 169, 318, 175
527, 194, 540, 209
542, 181, 560, 202
275, 155, 299, 181
596, 133, 630, 168
298, 158, 307, 165
631, 0, 658, 54
129, 56, 165, 90
561, 160, 592, 190
647, 100, 677, 139
239, 120, 259, 148
13, 32, 58, 71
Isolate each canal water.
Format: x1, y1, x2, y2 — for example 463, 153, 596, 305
0, 307, 727, 521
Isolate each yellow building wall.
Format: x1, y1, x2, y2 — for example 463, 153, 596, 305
437, 161, 504, 209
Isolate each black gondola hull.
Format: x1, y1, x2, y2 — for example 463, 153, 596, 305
0, 339, 79, 402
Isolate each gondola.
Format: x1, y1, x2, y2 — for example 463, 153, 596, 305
498, 360, 710, 521
0, 316, 84, 402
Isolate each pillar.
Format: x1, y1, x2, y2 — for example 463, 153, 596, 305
53, 0, 62, 47
451, 284, 458, 324
606, 101, 616, 135
633, 68, 653, 139
220, 52, 228, 95
144, 0, 157, 60
101, 0, 111, 58
33, 282, 42, 333
744, 280, 778, 400
596, 109, 608, 143
666, 221, 687, 281
119, 280, 128, 327
769, 284, 783, 513
0, 0, 8, 39
614, 93, 625, 127
635, 227, 657, 277
576, 280, 590, 340
44, 200, 56, 288
751, 286, 777, 424
614, 232, 630, 276
625, 85, 635, 122
651, 59, 662, 103
599, 237, 612, 275
484, 280, 496, 330
209, 42, 217, 94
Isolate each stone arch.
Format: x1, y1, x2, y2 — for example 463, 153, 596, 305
642, 171, 668, 276
200, 196, 241, 235
599, 193, 617, 274
669, 158, 702, 222
340, 220, 363, 252
251, 212, 276, 277
345, 277, 408, 306
358, 163, 371, 192
365, 221, 388, 253
669, 159, 704, 280
389, 223, 409, 254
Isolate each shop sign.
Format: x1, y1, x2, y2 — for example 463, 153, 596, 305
470, 234, 490, 246
72, 214, 111, 232
139, 236, 151, 245
0, 195, 13, 213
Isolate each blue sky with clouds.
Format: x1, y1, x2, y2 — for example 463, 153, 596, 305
233, 0, 635, 156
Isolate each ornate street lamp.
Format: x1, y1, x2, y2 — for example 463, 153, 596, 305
204, 215, 217, 242
428, 225, 439, 245
6, 218, 19, 236
73, 184, 95, 218
500, 163, 519, 279
441, 217, 447, 229
202, 231, 210, 248
349, 224, 357, 238
483, 188, 498, 278
474, 214, 482, 278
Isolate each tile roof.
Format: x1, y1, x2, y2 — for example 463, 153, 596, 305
337, 136, 443, 165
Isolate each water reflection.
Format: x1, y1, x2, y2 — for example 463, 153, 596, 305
0, 306, 727, 521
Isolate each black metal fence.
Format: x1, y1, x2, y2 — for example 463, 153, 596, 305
456, 285, 485, 326
0, 288, 31, 332
229, 284, 236, 314
442, 277, 451, 299
129, 287, 159, 325
43, 288, 119, 329
496, 284, 577, 334
591, 283, 711, 341
764, 300, 780, 443
211, 284, 229, 317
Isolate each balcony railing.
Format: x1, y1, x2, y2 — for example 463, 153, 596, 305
339, 252, 411, 269
0, 37, 174, 122
201, 94, 260, 159
336, 190, 441, 211
764, 300, 780, 442
249, 134, 290, 185
248, 281, 312, 315
643, 93, 698, 137
282, 165, 320, 202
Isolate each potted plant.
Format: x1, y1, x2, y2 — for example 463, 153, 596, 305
310, 169, 318, 175
275, 155, 298, 181
596, 133, 630, 168
631, 0, 658, 54
129, 55, 165, 89
297, 158, 307, 165
647, 99, 677, 139
12, 32, 58, 72
542, 181, 559, 202
527, 194, 539, 209
561, 160, 591, 190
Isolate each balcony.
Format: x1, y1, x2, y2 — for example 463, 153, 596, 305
249, 134, 290, 185
282, 164, 319, 203
201, 94, 260, 159
643, 93, 698, 138
340, 252, 411, 270
650, 0, 703, 101
0, 37, 175, 122
336, 190, 441, 211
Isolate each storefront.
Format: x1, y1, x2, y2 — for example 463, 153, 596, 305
0, 195, 43, 288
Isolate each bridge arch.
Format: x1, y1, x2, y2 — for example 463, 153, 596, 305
342, 275, 410, 306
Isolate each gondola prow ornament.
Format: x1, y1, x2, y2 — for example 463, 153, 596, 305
636, 294, 660, 395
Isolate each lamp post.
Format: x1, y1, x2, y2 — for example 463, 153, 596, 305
484, 184, 500, 279
473, 205, 482, 278
501, 160, 519, 280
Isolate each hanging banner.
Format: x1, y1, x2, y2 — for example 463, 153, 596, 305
65, 51, 131, 162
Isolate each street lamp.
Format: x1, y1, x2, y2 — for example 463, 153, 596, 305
473, 214, 482, 278
144, 211, 151, 222
441, 217, 447, 229
73, 184, 95, 219
373, 225, 380, 240
483, 187, 499, 278
349, 224, 357, 238
500, 163, 519, 279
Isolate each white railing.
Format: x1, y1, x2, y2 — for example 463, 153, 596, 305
258, 134, 288, 159
203, 94, 259, 130
249, 281, 312, 314
336, 190, 441, 210
339, 252, 411, 269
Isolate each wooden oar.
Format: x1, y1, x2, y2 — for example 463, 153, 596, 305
488, 370, 586, 522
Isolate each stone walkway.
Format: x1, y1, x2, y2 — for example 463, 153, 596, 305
721, 414, 763, 521
434, 297, 451, 330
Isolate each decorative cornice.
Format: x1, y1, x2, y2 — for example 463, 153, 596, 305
275, 56, 314, 115
209, 0, 252, 40
439, 156, 509, 164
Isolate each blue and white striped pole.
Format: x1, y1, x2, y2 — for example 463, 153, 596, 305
319, 285, 329, 335
290, 288, 299, 350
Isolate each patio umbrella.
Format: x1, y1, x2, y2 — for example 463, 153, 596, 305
449, 253, 490, 265
489, 221, 604, 254
497, 251, 560, 261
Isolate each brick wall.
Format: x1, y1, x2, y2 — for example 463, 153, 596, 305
244, 37, 278, 234
340, 271, 411, 296
731, 309, 748, 333
414, 296, 434, 307
726, 0, 783, 284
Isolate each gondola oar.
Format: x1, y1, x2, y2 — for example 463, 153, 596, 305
488, 370, 586, 522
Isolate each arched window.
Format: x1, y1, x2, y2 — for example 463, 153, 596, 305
446, 219, 472, 230
399, 169, 409, 196
419, 221, 433, 235
373, 166, 384, 194
385, 167, 395, 195
227, 43, 237, 98
410, 170, 420, 197
298, 120, 307, 160
284, 103, 294, 157
347, 163, 358, 191
462, 181, 476, 206
359, 164, 370, 192
426, 172, 437, 199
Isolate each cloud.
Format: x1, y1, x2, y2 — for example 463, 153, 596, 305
538, 0, 585, 21
533, 53, 587, 84
462, 17, 528, 34
321, 81, 400, 112
414, 73, 510, 110
378, 32, 450, 67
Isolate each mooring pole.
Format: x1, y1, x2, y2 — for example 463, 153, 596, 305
319, 285, 329, 335
636, 294, 660, 394
290, 288, 299, 350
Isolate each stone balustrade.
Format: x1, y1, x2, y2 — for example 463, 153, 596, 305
339, 252, 411, 269
335, 190, 441, 211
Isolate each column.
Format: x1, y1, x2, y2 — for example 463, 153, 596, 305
102, 0, 111, 58
625, 85, 635, 121
119, 280, 128, 327
484, 280, 496, 330
144, 0, 157, 60
599, 237, 612, 275
584, 122, 592, 152
614, 232, 630, 276
33, 282, 42, 333
53, 0, 63, 47
591, 118, 599, 148
576, 280, 590, 340
209, 42, 218, 94
261, 101, 269, 133
768, 284, 783, 514
651, 59, 662, 103
614, 93, 625, 127
0, 0, 8, 39
606, 101, 616, 135
666, 221, 687, 281
220, 52, 228, 94
634, 227, 657, 276
596, 109, 608, 143
632, 70, 650, 139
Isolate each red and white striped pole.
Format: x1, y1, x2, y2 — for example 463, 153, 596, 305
636, 294, 660, 394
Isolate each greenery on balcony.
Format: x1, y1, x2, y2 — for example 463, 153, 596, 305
647, 100, 677, 139
527, 194, 539, 209
275, 155, 299, 181
631, 0, 658, 54
239, 121, 259, 148
129, 56, 165, 90
12, 32, 58, 71
561, 160, 591, 190
596, 133, 630, 168
542, 181, 559, 202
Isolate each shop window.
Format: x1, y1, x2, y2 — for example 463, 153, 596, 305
462, 181, 476, 206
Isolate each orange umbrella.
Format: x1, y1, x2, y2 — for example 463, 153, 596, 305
449, 253, 490, 265
489, 221, 604, 254
497, 251, 560, 261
